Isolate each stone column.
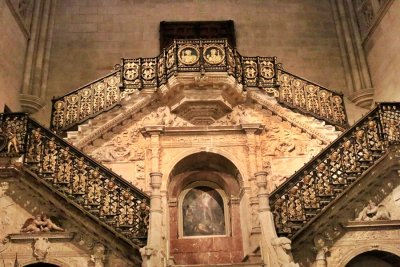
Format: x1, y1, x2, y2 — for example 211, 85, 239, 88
254, 171, 279, 266
330, 0, 374, 108
140, 126, 165, 267
242, 123, 264, 249
20, 0, 57, 113
312, 247, 329, 267
255, 171, 299, 267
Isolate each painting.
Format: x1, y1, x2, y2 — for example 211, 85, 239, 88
182, 186, 225, 236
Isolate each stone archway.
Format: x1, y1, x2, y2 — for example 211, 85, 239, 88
24, 263, 60, 267
345, 250, 400, 267
167, 152, 245, 266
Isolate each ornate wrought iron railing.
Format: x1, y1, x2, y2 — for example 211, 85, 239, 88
270, 103, 400, 239
277, 69, 348, 130
50, 38, 347, 132
0, 113, 150, 244
51, 71, 122, 131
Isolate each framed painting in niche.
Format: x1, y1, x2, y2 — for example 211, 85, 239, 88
181, 185, 226, 237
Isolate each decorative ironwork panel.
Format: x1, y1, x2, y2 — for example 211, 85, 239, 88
270, 103, 400, 239
0, 113, 28, 156
1, 113, 150, 242
277, 70, 347, 129
51, 71, 122, 131
51, 38, 349, 132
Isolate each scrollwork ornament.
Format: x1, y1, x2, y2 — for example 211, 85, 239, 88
244, 60, 257, 79
123, 62, 139, 81
166, 47, 175, 69
260, 60, 275, 79
142, 62, 156, 80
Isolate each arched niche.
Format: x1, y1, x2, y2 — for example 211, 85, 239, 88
345, 250, 400, 267
168, 151, 242, 199
167, 151, 244, 265
24, 263, 60, 267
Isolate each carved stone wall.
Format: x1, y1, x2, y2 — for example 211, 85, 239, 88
0, 178, 129, 267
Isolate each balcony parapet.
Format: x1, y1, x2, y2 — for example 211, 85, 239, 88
50, 38, 347, 132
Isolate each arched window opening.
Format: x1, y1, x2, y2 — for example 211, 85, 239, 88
179, 182, 230, 237
24, 263, 60, 267
346, 250, 400, 267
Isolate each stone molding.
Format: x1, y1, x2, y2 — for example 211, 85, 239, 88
250, 91, 341, 144
8, 232, 75, 242
73, 95, 152, 148
19, 94, 44, 114
349, 88, 374, 109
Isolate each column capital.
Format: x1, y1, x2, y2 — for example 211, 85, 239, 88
150, 172, 163, 189
255, 171, 268, 189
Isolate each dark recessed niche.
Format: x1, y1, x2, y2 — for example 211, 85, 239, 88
159, 20, 236, 50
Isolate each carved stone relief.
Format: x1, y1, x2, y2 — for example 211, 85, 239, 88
33, 237, 50, 260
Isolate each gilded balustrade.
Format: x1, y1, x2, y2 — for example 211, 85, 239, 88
270, 103, 400, 239
50, 38, 347, 132
0, 113, 150, 244
277, 70, 348, 129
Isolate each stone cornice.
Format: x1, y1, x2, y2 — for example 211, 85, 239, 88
249, 90, 341, 144
73, 95, 152, 149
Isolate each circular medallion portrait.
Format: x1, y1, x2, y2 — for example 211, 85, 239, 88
203, 46, 225, 65
178, 46, 199, 65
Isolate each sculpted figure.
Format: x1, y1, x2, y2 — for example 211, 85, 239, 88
7, 128, 19, 153
272, 237, 299, 267
41, 214, 64, 232
20, 214, 64, 233
21, 215, 44, 233
356, 200, 391, 221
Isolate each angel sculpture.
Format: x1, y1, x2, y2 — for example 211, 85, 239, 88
20, 214, 64, 233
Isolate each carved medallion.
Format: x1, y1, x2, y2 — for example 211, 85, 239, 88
203, 46, 225, 65
245, 66, 257, 78
141, 62, 155, 80
178, 45, 199, 65
68, 94, 79, 104
123, 62, 139, 81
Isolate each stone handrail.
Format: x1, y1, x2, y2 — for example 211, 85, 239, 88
0, 113, 150, 245
270, 103, 400, 239
50, 38, 347, 131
